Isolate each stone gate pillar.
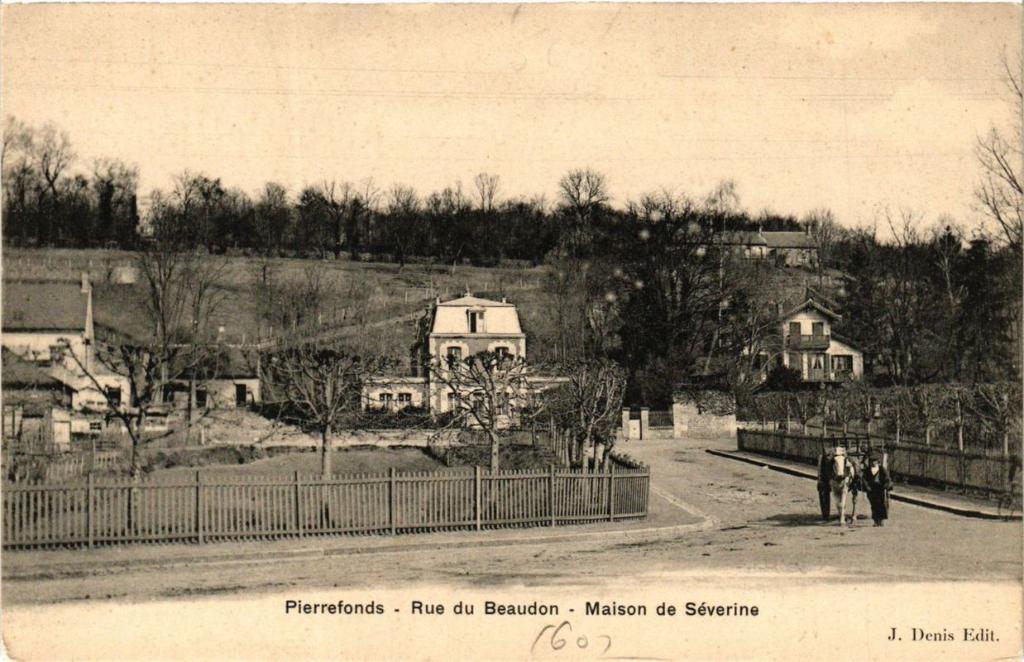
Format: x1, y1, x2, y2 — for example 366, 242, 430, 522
672, 401, 688, 437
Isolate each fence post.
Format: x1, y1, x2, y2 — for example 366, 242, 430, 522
294, 471, 303, 537
389, 467, 397, 535
195, 471, 204, 544
87, 472, 95, 549
608, 464, 615, 522
474, 465, 482, 531
548, 465, 556, 527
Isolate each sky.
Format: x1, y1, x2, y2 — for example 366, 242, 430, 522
2, 4, 1021, 233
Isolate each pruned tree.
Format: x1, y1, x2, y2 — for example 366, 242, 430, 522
429, 351, 536, 472
547, 359, 626, 469
907, 384, 944, 446
972, 382, 1023, 457
874, 387, 908, 444
786, 391, 817, 435
259, 342, 387, 476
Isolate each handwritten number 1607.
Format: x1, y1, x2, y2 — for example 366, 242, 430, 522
531, 621, 612, 657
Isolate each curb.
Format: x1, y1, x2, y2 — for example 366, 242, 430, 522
705, 449, 1022, 521
2, 519, 710, 582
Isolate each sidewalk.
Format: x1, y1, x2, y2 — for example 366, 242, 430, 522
2, 480, 707, 581
707, 448, 1022, 521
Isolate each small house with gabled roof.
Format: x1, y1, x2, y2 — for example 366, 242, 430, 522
779, 296, 863, 382
2, 276, 94, 363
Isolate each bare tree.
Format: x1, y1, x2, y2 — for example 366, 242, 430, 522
907, 384, 943, 446
385, 183, 420, 267
558, 168, 609, 218
57, 241, 230, 474
975, 50, 1024, 253
803, 207, 842, 282
35, 121, 75, 200
260, 342, 386, 475
702, 179, 741, 217
2, 116, 34, 169
547, 359, 626, 469
473, 172, 501, 212
55, 336, 160, 476
627, 187, 694, 222
317, 179, 353, 258
92, 157, 140, 244
255, 182, 291, 256
429, 351, 537, 472
973, 382, 1023, 457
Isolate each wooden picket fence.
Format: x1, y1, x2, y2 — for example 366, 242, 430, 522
737, 428, 1021, 498
2, 465, 650, 549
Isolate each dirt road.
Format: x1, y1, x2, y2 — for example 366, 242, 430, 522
4, 435, 1019, 607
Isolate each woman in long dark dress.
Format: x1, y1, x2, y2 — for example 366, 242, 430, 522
862, 455, 893, 526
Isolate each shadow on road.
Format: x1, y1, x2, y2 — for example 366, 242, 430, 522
761, 512, 832, 527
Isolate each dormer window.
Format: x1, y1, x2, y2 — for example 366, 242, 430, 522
468, 309, 485, 333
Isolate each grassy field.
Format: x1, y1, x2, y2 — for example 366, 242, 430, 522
4, 247, 828, 363
144, 447, 445, 480
5, 248, 551, 359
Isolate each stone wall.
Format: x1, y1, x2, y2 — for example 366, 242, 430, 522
672, 402, 737, 437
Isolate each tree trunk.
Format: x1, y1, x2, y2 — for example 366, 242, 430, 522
489, 431, 500, 473
129, 411, 146, 477
321, 424, 332, 476
186, 374, 195, 445
955, 398, 964, 452
895, 406, 901, 445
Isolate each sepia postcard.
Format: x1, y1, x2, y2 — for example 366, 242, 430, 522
1, 3, 1021, 660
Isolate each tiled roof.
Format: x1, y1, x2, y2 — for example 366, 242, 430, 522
1, 348, 60, 388
763, 232, 815, 249
718, 231, 768, 246
3, 281, 87, 332
437, 295, 513, 308
780, 298, 841, 321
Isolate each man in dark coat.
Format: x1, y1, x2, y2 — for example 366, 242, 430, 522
861, 453, 893, 526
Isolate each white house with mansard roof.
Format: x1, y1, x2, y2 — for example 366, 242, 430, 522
363, 294, 560, 416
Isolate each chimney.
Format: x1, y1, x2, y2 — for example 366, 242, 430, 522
80, 272, 91, 294
501, 297, 507, 303
757, 225, 763, 236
